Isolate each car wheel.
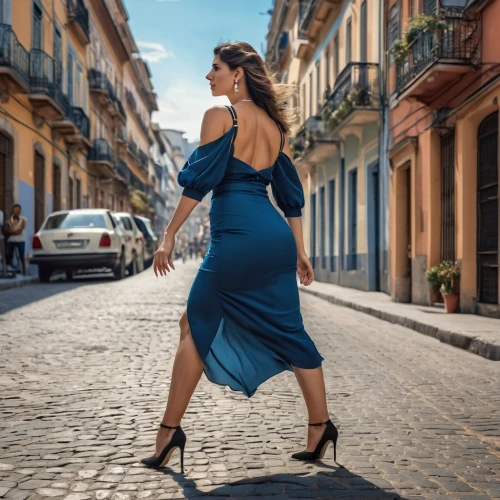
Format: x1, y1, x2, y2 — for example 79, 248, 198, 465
38, 266, 52, 283
65, 271, 74, 281
113, 252, 126, 280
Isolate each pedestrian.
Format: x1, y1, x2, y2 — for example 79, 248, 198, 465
146, 41, 337, 473
6, 204, 27, 274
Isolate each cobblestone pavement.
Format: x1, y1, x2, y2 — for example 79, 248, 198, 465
1, 258, 499, 500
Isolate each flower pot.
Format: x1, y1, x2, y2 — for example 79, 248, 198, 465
442, 293, 459, 314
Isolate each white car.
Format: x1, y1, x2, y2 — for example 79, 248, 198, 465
114, 212, 145, 274
31, 209, 133, 282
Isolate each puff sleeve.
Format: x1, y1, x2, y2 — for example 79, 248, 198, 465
177, 129, 235, 202
270, 153, 305, 217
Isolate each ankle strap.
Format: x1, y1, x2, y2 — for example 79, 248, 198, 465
308, 419, 330, 426
160, 423, 181, 429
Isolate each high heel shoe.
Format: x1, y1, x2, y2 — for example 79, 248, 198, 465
291, 419, 338, 462
140, 423, 186, 473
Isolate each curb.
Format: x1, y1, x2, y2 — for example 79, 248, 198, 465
0, 276, 39, 291
300, 287, 500, 362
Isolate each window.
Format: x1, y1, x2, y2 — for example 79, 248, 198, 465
334, 34, 339, 80
388, 2, 401, 63
315, 61, 320, 113
346, 19, 352, 65
75, 179, 81, 209
32, 2, 42, 50
68, 51, 74, 105
319, 186, 325, 268
45, 212, 107, 230
422, 0, 437, 14
329, 179, 335, 272
0, 0, 12, 24
325, 46, 331, 95
68, 177, 74, 209
308, 72, 313, 117
53, 163, 61, 212
360, 1, 367, 62
310, 192, 317, 267
348, 169, 358, 270
54, 26, 62, 86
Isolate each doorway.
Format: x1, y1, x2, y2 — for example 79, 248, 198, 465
367, 161, 381, 291
477, 111, 498, 305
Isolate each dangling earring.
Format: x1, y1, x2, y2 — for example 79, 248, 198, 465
234, 80, 239, 93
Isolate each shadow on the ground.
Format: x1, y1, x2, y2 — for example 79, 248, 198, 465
0, 272, 125, 315
153, 467, 406, 499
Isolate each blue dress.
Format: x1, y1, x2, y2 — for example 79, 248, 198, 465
178, 105, 324, 398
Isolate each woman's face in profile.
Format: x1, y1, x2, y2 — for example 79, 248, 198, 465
206, 55, 233, 97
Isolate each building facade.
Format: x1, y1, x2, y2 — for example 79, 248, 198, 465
266, 0, 389, 293
0, 0, 157, 261
386, 0, 500, 317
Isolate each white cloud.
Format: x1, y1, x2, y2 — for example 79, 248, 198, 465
152, 81, 228, 141
137, 41, 174, 63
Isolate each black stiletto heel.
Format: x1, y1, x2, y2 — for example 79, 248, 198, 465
141, 423, 186, 473
291, 419, 339, 462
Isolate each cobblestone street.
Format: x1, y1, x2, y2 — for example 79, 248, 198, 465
1, 259, 500, 500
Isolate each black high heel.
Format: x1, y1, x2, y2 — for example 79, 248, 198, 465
140, 423, 186, 473
291, 419, 338, 462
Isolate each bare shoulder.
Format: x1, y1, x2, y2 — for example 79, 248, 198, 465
198, 105, 232, 147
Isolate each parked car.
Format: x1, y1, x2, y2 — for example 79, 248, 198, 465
133, 215, 158, 267
114, 212, 145, 274
30, 209, 133, 282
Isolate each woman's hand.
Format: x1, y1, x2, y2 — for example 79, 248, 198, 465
153, 233, 176, 277
297, 252, 314, 286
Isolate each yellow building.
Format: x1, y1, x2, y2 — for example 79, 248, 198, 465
0, 0, 157, 260
266, 0, 387, 292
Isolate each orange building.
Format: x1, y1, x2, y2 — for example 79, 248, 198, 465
0, 0, 157, 262
387, 0, 500, 316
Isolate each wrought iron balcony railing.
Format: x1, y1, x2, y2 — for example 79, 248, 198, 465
128, 140, 137, 156
89, 68, 116, 102
322, 62, 380, 129
125, 88, 137, 111
116, 98, 126, 121
30, 49, 69, 114
88, 138, 114, 164
67, 0, 89, 41
396, 15, 480, 92
70, 107, 89, 139
138, 149, 148, 169
118, 158, 131, 183
0, 23, 30, 89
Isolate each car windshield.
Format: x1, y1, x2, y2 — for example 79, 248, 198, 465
44, 213, 107, 230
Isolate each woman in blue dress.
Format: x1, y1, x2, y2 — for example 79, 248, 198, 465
141, 42, 338, 473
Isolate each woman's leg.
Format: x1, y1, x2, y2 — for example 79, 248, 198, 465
6, 242, 14, 267
154, 309, 205, 455
292, 365, 330, 451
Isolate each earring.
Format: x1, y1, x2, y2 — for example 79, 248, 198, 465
234, 80, 239, 93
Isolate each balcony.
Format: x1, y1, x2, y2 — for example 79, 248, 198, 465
292, 115, 338, 170
52, 106, 91, 146
138, 149, 148, 170
29, 50, 67, 121
117, 125, 128, 156
395, 14, 480, 102
292, 29, 310, 59
88, 138, 115, 178
0, 24, 30, 97
67, 0, 90, 45
128, 139, 137, 158
89, 68, 117, 112
322, 62, 380, 136
299, 0, 342, 42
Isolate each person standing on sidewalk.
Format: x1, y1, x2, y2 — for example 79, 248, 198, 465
6, 204, 27, 274
142, 41, 338, 474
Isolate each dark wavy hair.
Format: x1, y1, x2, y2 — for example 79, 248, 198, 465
213, 41, 298, 135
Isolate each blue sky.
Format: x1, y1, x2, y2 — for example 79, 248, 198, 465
125, 0, 273, 141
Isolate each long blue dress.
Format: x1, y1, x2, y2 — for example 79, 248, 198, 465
178, 105, 324, 398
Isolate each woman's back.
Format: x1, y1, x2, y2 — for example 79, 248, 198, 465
224, 102, 283, 171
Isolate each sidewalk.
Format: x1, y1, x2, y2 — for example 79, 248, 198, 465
0, 273, 38, 291
300, 280, 500, 361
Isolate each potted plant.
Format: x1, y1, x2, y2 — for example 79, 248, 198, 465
439, 260, 460, 313
425, 265, 442, 304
